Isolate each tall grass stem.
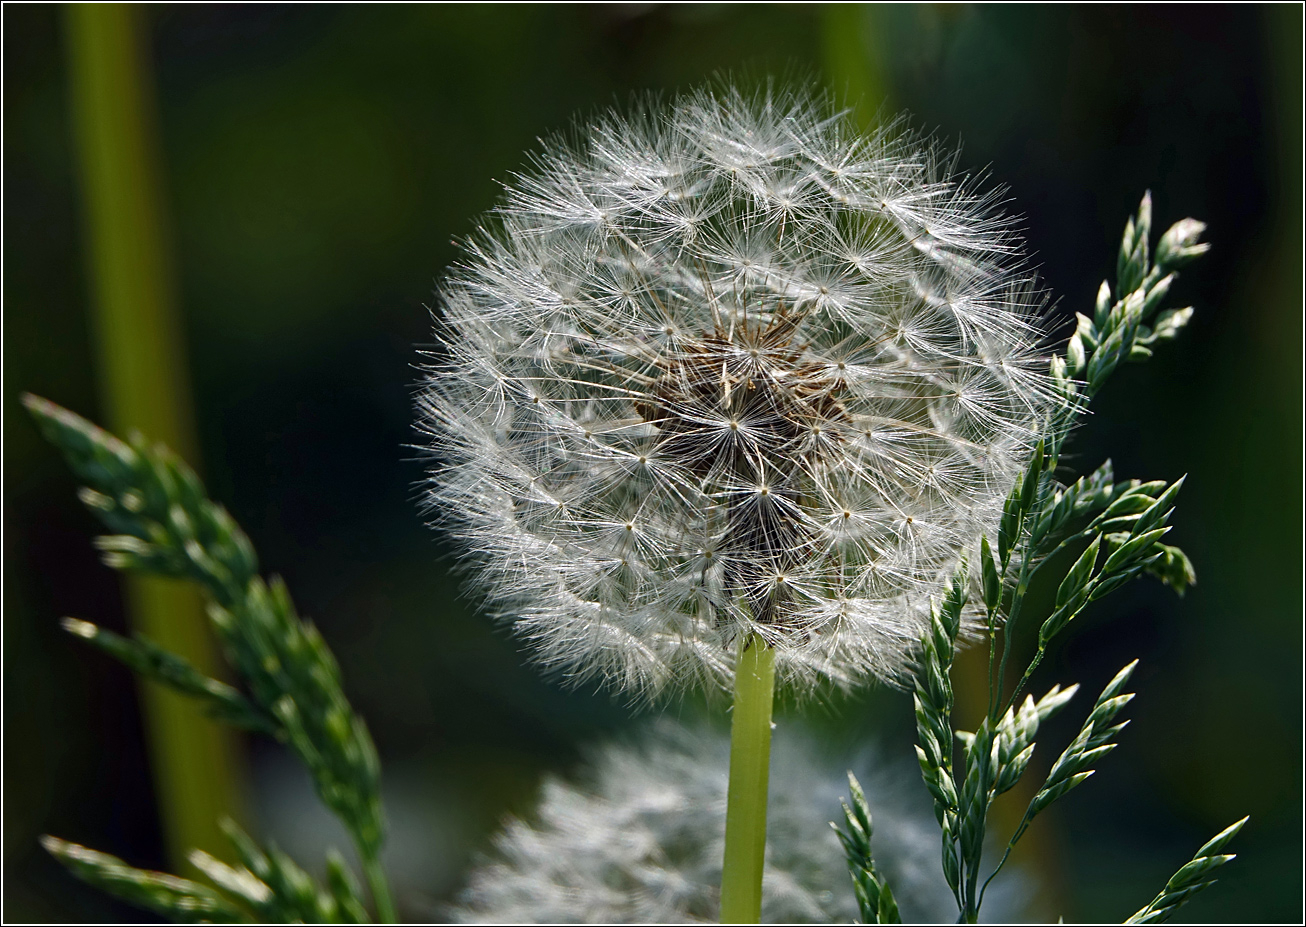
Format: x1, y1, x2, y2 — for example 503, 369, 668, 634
64, 2, 244, 869
364, 855, 397, 923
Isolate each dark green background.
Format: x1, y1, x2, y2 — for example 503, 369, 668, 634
5, 4, 1301, 922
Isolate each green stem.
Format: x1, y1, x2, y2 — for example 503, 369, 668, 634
64, 2, 244, 869
819, 4, 888, 129
977, 807, 1036, 911
986, 602, 1000, 719
720, 636, 776, 924
999, 527, 1097, 716
363, 854, 397, 923
1008, 647, 1048, 715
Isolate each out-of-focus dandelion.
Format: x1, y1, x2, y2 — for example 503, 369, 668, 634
448, 721, 1027, 924
417, 81, 1055, 921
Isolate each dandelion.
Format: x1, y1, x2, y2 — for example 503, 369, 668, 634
448, 721, 1029, 924
417, 84, 1052, 694
416, 81, 1056, 921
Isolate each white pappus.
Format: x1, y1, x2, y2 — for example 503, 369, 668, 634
416, 82, 1056, 697
447, 720, 1029, 924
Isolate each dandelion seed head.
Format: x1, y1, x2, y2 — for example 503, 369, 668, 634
417, 82, 1055, 696
447, 721, 1029, 924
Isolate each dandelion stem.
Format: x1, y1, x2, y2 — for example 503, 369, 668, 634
720, 636, 776, 924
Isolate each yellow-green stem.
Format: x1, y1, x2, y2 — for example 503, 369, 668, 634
65, 3, 244, 868
819, 4, 889, 128
720, 636, 776, 924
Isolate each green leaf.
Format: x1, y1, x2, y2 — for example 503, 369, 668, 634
1037, 602, 1074, 648
1076, 194, 1208, 399
1030, 460, 1118, 553
874, 880, 901, 924
956, 718, 994, 882
187, 851, 273, 912
941, 827, 962, 896
1094, 488, 1161, 533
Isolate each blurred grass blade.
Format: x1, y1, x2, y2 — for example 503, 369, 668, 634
63, 3, 245, 867
820, 4, 889, 127
25, 394, 395, 921
40, 836, 246, 923
60, 617, 278, 736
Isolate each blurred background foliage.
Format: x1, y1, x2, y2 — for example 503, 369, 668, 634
4, 4, 1300, 922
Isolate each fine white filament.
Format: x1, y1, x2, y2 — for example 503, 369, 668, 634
418, 84, 1054, 697
449, 722, 989, 924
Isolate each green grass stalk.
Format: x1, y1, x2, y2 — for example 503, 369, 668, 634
719, 636, 776, 924
819, 4, 889, 127
364, 854, 398, 923
64, 3, 244, 869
